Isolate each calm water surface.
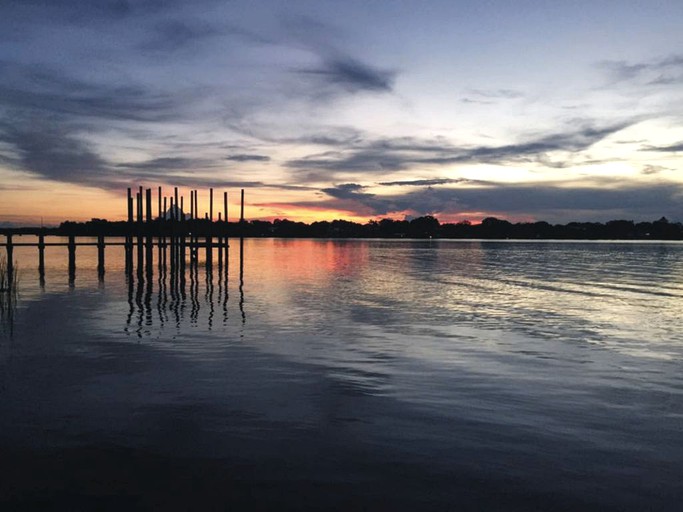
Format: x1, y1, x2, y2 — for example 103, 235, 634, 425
1, 238, 682, 510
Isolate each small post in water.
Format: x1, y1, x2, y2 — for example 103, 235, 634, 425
97, 234, 105, 279
223, 191, 228, 223
38, 234, 45, 279
240, 189, 245, 222
146, 188, 152, 224
68, 234, 76, 282
6, 234, 14, 287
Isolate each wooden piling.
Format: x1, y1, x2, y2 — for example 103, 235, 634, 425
180, 196, 184, 220
158, 186, 162, 219
146, 188, 152, 223
240, 188, 245, 222
190, 190, 194, 220
38, 234, 45, 277
6, 234, 13, 284
125, 189, 134, 276
97, 234, 105, 277
223, 191, 228, 223
138, 186, 143, 221
174, 187, 179, 218
68, 235, 76, 280
210, 188, 214, 222
163, 197, 167, 219
127, 188, 133, 224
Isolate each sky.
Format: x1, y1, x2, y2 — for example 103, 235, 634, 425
1, 0, 683, 226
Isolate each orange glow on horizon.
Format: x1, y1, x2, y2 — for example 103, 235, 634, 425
0, 182, 541, 227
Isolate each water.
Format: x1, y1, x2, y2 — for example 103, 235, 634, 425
1, 238, 682, 510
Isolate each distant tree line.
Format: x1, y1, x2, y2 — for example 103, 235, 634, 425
2, 215, 682, 240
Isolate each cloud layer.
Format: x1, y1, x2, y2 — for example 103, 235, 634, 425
1, 0, 682, 223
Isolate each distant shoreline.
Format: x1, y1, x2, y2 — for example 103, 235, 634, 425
1, 215, 682, 240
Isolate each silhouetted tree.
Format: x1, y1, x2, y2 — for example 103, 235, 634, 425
408, 216, 440, 238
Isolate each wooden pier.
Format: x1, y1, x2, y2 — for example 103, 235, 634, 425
0, 186, 248, 285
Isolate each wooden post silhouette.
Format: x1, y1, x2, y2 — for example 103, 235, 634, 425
158, 186, 162, 219
127, 188, 133, 224
68, 234, 76, 281
38, 234, 45, 278
126, 188, 133, 274
210, 188, 214, 222
223, 192, 228, 223
146, 188, 152, 223
174, 187, 179, 219
97, 234, 105, 278
240, 189, 244, 222
6, 234, 13, 285
138, 186, 143, 222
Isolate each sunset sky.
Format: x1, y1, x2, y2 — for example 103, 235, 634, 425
1, 0, 683, 226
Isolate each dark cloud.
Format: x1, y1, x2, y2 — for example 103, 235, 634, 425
0, 61, 219, 187
599, 54, 683, 84
3, 0, 175, 25
0, 120, 110, 184
285, 123, 632, 174
116, 157, 213, 172
0, 62, 182, 123
461, 89, 523, 104
314, 180, 683, 221
448, 124, 631, 163
139, 19, 270, 55
642, 142, 683, 152
225, 154, 271, 162
461, 98, 494, 105
468, 88, 524, 99
379, 178, 470, 187
641, 164, 674, 175
321, 183, 369, 199
239, 126, 364, 147
297, 54, 395, 94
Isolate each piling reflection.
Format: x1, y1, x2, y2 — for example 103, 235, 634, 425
0, 289, 15, 339
0, 255, 17, 338
124, 236, 242, 337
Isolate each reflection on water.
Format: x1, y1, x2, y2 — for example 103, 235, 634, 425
118, 237, 244, 338
0, 290, 15, 340
1, 239, 683, 510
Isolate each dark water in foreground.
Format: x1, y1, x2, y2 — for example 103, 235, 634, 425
1, 238, 682, 510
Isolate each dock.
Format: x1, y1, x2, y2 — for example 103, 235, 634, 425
0, 186, 246, 285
